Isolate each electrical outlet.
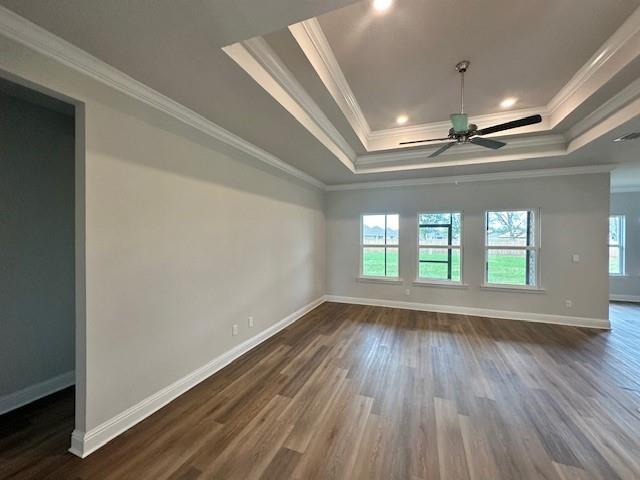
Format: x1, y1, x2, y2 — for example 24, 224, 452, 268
248, 316, 254, 327
565, 300, 573, 308
232, 324, 239, 336
405, 288, 411, 296
572, 254, 580, 263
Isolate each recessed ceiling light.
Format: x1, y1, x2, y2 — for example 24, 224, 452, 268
396, 114, 408, 125
373, 0, 392, 12
500, 97, 517, 108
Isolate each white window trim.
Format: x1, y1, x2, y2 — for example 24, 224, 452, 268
357, 276, 404, 285
359, 213, 401, 280
483, 208, 542, 289
479, 284, 546, 293
413, 279, 469, 289
609, 214, 626, 276
416, 211, 464, 285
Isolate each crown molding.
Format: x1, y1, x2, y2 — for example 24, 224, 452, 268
567, 76, 640, 140
568, 93, 640, 153
547, 5, 640, 121
356, 148, 568, 174
326, 164, 615, 191
290, 18, 551, 150
291, 7, 640, 151
358, 134, 566, 166
289, 18, 370, 148
223, 37, 356, 172
2, 4, 636, 187
0, 5, 326, 189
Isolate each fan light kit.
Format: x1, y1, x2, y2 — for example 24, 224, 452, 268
400, 61, 542, 158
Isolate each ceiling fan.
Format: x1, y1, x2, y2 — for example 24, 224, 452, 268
399, 60, 542, 157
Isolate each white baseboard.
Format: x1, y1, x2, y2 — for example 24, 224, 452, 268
325, 295, 611, 330
0, 371, 74, 415
68, 296, 325, 458
68, 292, 611, 458
610, 294, 640, 303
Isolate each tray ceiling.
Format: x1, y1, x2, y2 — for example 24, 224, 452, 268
224, 0, 640, 181
318, 0, 639, 130
1, 0, 640, 187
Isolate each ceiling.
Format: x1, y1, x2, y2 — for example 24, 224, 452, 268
318, 0, 638, 130
1, 0, 640, 189
0, 0, 361, 184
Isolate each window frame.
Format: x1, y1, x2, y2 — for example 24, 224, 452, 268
359, 213, 400, 280
483, 208, 541, 289
416, 211, 464, 285
608, 214, 626, 276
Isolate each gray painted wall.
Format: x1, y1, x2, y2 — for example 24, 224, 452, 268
0, 35, 325, 432
0, 92, 75, 397
326, 174, 610, 321
0, 33, 614, 445
610, 191, 640, 299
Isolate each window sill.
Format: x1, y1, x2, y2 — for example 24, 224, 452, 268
480, 284, 546, 294
413, 279, 469, 289
609, 274, 628, 278
356, 276, 404, 285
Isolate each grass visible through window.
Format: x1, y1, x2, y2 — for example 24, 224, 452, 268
363, 248, 398, 277
486, 254, 528, 285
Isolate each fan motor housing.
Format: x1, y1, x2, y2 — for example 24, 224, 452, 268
456, 60, 470, 73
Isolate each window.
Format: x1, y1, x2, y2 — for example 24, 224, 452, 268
609, 215, 625, 275
417, 212, 462, 282
361, 214, 399, 277
485, 210, 538, 287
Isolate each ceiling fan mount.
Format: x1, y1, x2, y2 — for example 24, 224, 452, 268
455, 60, 470, 73
400, 60, 542, 158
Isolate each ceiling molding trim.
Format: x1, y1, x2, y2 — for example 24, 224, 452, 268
289, 19, 370, 148
355, 148, 568, 174
611, 186, 640, 193
357, 134, 566, 166
567, 76, 640, 140
547, 5, 640, 119
223, 37, 356, 172
291, 19, 553, 150
293, 10, 640, 150
568, 94, 640, 153
326, 165, 615, 191
0, 5, 326, 189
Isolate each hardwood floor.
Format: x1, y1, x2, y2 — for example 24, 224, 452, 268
2, 302, 640, 479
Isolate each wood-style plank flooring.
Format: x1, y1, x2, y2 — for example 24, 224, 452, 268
2, 302, 640, 479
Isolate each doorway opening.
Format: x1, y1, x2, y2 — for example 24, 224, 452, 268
609, 170, 640, 327
0, 73, 84, 462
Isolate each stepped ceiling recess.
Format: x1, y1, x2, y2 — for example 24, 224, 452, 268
1, 0, 640, 187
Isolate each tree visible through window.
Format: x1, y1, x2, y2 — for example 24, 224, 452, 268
418, 213, 461, 282
485, 210, 537, 286
361, 214, 399, 277
609, 215, 625, 275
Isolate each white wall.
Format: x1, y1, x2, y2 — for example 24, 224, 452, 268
326, 174, 610, 323
0, 92, 75, 407
0, 36, 325, 438
610, 191, 640, 300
